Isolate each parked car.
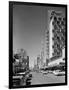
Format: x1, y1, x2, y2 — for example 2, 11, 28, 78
26, 76, 31, 81
13, 75, 23, 86
40, 69, 48, 74
48, 70, 53, 73
42, 71, 48, 74
29, 74, 32, 77
26, 73, 32, 80
41, 69, 48, 74
53, 70, 65, 76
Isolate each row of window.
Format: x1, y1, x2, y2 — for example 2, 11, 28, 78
52, 20, 65, 26
52, 35, 65, 41
53, 16, 65, 22
50, 12, 65, 57
52, 28, 65, 33
52, 51, 62, 57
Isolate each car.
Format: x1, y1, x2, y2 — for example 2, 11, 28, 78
13, 75, 23, 86
40, 69, 48, 74
26, 80, 31, 85
29, 74, 32, 77
40, 70, 44, 73
26, 75, 31, 83
53, 70, 65, 76
13, 72, 30, 86
42, 71, 48, 74
48, 70, 53, 73
26, 77, 31, 81
25, 73, 32, 82
16, 72, 26, 77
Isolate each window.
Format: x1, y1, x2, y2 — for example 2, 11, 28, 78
63, 58, 65, 60
63, 17, 65, 21
57, 21, 60, 25
54, 16, 57, 21
52, 21, 55, 25
52, 53, 55, 56
61, 21, 64, 26
52, 45, 54, 48
52, 37, 54, 40
54, 24, 58, 30
58, 17, 62, 21
52, 29, 55, 33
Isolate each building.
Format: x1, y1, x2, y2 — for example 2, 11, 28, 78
46, 10, 65, 67
40, 35, 45, 68
13, 48, 29, 74
37, 55, 41, 69
21, 56, 29, 71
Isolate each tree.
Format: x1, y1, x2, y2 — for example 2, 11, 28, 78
18, 48, 27, 58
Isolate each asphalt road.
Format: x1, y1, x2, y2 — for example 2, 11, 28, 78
30, 71, 65, 85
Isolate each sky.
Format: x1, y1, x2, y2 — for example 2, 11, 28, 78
13, 4, 65, 67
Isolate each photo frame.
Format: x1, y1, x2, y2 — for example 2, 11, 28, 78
9, 1, 67, 89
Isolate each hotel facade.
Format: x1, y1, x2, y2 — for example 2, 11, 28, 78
46, 10, 65, 67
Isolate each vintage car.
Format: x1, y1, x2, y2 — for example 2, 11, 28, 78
53, 70, 65, 76
42, 71, 49, 74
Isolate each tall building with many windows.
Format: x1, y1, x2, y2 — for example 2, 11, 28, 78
46, 10, 65, 66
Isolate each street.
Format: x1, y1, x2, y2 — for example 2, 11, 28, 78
30, 71, 65, 85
